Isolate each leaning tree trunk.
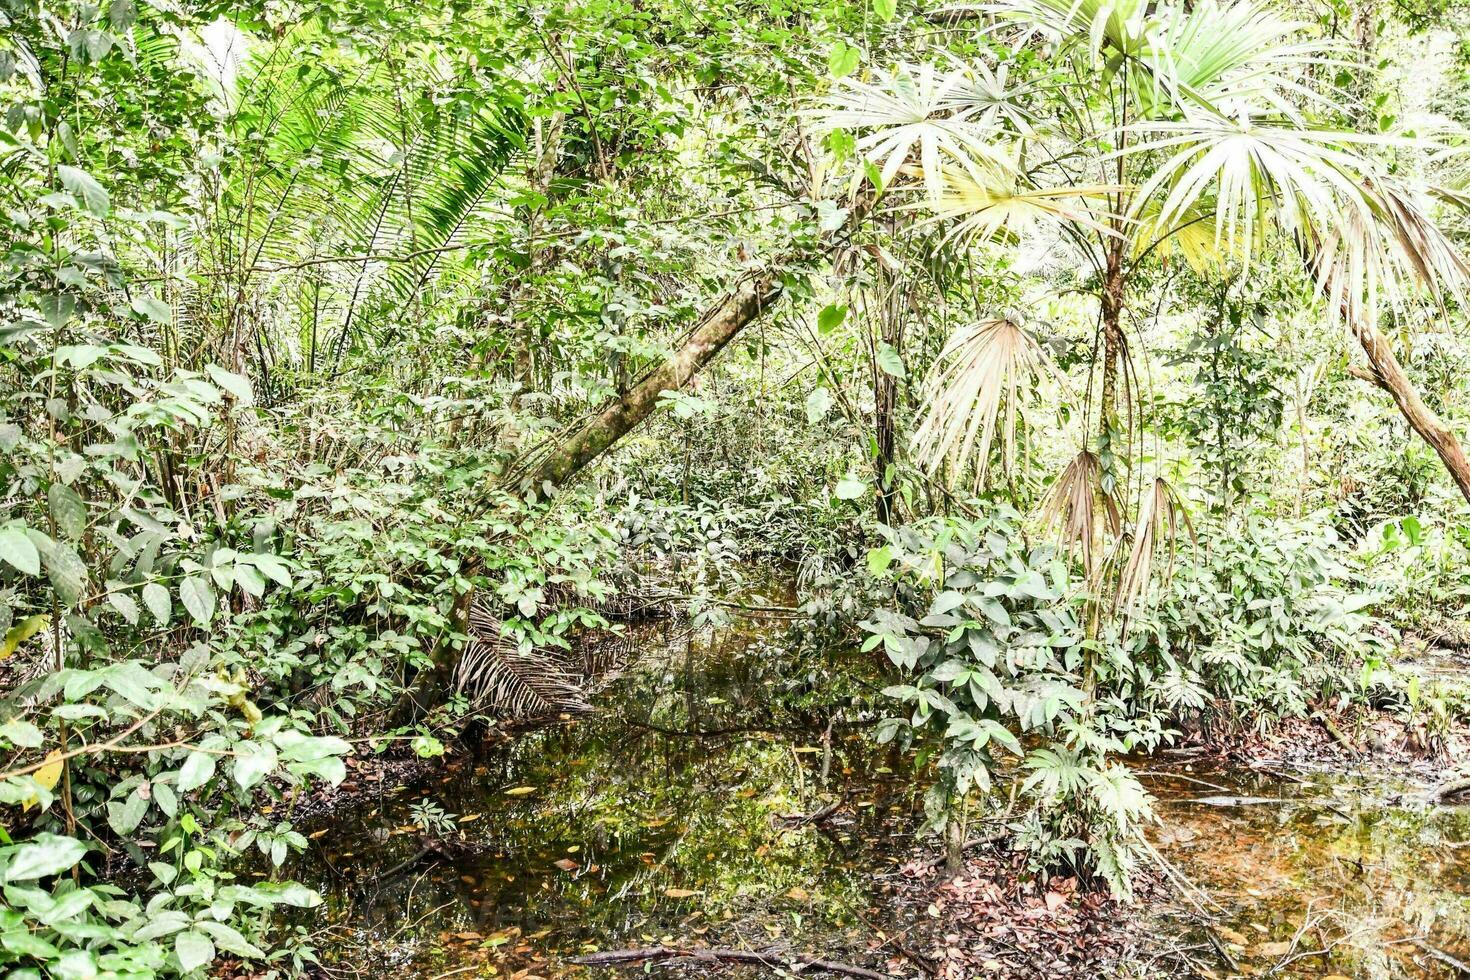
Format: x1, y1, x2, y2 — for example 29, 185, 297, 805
527, 269, 784, 489
1352, 317, 1470, 505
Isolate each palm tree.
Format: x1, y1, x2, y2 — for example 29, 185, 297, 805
821, 0, 1470, 510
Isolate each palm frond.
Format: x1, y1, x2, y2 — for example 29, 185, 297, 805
1039, 450, 1122, 580
921, 161, 1121, 245
815, 63, 1016, 201
912, 317, 1058, 485
456, 600, 590, 719
1115, 477, 1194, 621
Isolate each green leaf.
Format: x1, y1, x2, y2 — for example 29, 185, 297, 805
195, 920, 264, 959
817, 303, 847, 334
0, 717, 43, 748
805, 386, 833, 423
835, 478, 868, 500
245, 552, 291, 587
205, 365, 255, 406
828, 42, 860, 78
873, 0, 897, 20
107, 790, 149, 835
143, 582, 172, 625
48, 484, 87, 541
0, 527, 40, 576
131, 294, 172, 324
876, 343, 906, 378
866, 545, 894, 576
41, 540, 88, 606
1, 615, 51, 660
231, 743, 277, 790
108, 591, 140, 625
177, 751, 216, 793
179, 575, 215, 626
175, 930, 215, 973
5, 833, 87, 880
102, 661, 164, 709
57, 165, 110, 217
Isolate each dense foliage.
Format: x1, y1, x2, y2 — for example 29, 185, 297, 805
3, 0, 1470, 973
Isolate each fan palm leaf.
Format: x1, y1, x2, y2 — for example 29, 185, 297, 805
912, 317, 1059, 485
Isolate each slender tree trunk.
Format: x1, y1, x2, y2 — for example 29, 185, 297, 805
1352, 318, 1470, 505
527, 270, 783, 490
1099, 244, 1126, 444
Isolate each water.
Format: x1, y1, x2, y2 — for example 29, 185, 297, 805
1143, 763, 1470, 977
295, 609, 1470, 977
294, 613, 922, 976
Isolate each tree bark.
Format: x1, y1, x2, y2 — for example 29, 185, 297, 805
1099, 244, 1126, 443
1352, 318, 1470, 505
527, 269, 784, 490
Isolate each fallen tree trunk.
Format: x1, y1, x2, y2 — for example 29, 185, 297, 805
527, 269, 783, 489
572, 945, 897, 980
1352, 317, 1470, 506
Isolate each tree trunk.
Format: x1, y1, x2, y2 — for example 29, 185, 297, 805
521, 194, 873, 492
1099, 244, 1126, 444
1352, 318, 1470, 505
527, 269, 783, 490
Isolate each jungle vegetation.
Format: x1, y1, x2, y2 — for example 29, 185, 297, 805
3, 0, 1470, 974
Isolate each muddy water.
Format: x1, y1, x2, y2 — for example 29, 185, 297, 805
299, 609, 1470, 978
294, 614, 922, 976
1143, 763, 1470, 977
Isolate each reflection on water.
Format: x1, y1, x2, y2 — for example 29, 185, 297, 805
297, 600, 1470, 978
298, 614, 919, 976
1144, 764, 1470, 977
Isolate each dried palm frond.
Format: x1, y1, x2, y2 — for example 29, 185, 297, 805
1115, 478, 1195, 623
1038, 450, 1122, 580
456, 600, 590, 719
1310, 177, 1470, 332
912, 318, 1058, 486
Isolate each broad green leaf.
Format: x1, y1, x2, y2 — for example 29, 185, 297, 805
48, 484, 87, 540
108, 591, 140, 625
41, 541, 88, 606
131, 294, 172, 324
817, 303, 847, 334
57, 165, 110, 217
231, 743, 277, 790
873, 0, 897, 20
175, 930, 215, 972
245, 552, 291, 587
195, 920, 265, 958
179, 575, 214, 626
835, 478, 868, 500
828, 42, 860, 78
876, 343, 905, 378
205, 365, 255, 406
805, 386, 833, 423
106, 790, 149, 835
0, 717, 43, 748
143, 582, 172, 625
0, 528, 40, 576
5, 833, 87, 880
176, 751, 216, 793
1, 615, 50, 660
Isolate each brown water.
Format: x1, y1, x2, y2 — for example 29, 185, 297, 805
1142, 763, 1470, 977
293, 616, 922, 976
296, 610, 1470, 978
